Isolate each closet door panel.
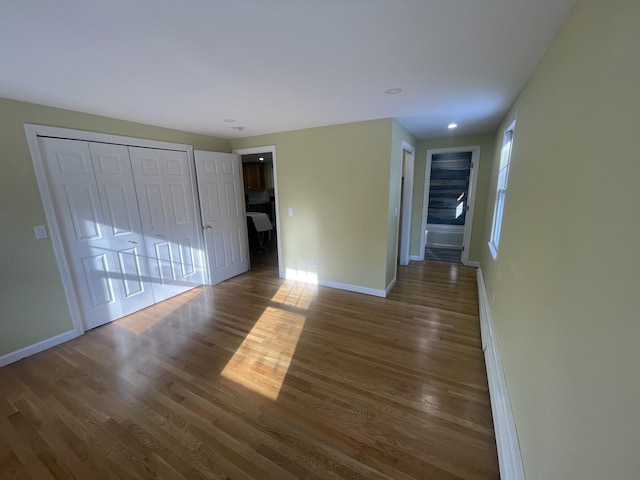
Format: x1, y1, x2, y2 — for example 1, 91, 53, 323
39, 138, 123, 329
177, 236, 196, 277
154, 240, 176, 284
129, 148, 174, 301
64, 184, 102, 241
164, 150, 203, 285
102, 184, 133, 236
82, 253, 117, 310
169, 183, 189, 225
145, 184, 170, 229
89, 143, 155, 315
117, 246, 146, 298
129, 147, 204, 302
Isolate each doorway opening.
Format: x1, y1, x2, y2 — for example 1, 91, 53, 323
420, 146, 480, 264
233, 146, 282, 276
398, 142, 415, 266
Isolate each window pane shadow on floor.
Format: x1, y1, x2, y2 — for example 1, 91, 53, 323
425, 246, 462, 263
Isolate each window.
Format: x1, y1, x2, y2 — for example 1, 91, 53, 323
488, 120, 516, 259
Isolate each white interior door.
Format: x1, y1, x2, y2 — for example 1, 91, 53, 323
194, 151, 249, 284
88, 142, 155, 315
129, 146, 204, 301
40, 138, 125, 329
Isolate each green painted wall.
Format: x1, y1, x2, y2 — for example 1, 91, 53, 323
479, 0, 640, 478
410, 134, 495, 262
231, 119, 394, 292
388, 120, 417, 286
0, 97, 230, 356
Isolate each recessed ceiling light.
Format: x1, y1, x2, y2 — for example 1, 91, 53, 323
386, 88, 402, 95
224, 118, 236, 123
258, 157, 264, 162
231, 126, 244, 131
448, 123, 458, 129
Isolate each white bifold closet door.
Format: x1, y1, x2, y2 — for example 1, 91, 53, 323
39, 138, 155, 329
39, 138, 205, 330
128, 147, 204, 302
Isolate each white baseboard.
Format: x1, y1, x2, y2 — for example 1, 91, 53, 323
0, 329, 80, 368
282, 268, 388, 298
476, 268, 526, 480
318, 280, 387, 298
385, 277, 396, 296
409, 254, 424, 262
465, 260, 480, 268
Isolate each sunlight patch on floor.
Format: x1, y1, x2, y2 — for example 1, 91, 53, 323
271, 281, 317, 310
114, 288, 202, 334
220, 306, 306, 400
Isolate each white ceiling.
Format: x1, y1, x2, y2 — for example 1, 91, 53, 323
0, 0, 576, 139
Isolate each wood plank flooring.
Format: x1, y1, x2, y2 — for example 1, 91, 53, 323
424, 247, 463, 263
0, 260, 499, 479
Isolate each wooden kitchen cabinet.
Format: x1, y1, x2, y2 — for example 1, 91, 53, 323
242, 162, 265, 189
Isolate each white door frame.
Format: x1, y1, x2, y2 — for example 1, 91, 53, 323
420, 145, 481, 265
24, 124, 206, 334
399, 141, 415, 266
231, 145, 283, 278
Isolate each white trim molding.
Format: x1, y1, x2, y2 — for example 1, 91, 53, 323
232, 145, 283, 279
385, 277, 396, 297
281, 269, 389, 298
319, 280, 387, 298
0, 329, 79, 368
399, 141, 415, 266
476, 268, 526, 480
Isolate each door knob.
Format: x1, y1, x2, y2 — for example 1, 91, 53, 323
204, 225, 213, 231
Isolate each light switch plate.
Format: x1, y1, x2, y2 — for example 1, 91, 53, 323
288, 207, 294, 216
34, 225, 48, 239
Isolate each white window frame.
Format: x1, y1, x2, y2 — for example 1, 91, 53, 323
488, 119, 516, 260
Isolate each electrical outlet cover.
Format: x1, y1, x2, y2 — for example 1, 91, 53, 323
34, 225, 48, 239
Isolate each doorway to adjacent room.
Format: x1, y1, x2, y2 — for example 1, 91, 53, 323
233, 146, 282, 275
420, 146, 480, 264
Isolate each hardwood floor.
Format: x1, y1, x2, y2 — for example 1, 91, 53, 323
0, 261, 499, 479
424, 247, 463, 264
